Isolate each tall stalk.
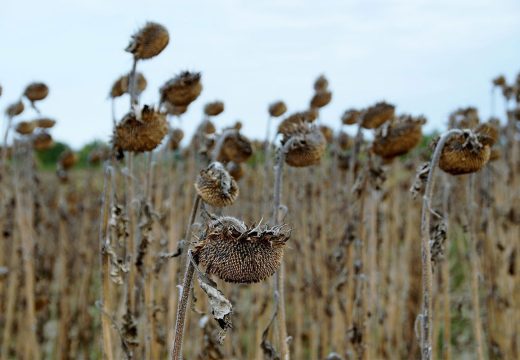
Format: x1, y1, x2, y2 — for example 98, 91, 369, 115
170, 195, 201, 359
419, 129, 462, 360
466, 175, 485, 360
270, 147, 289, 360
99, 166, 115, 360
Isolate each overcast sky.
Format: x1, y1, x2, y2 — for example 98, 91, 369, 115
1, 0, 519, 148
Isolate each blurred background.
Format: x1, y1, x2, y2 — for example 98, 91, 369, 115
2, 0, 520, 148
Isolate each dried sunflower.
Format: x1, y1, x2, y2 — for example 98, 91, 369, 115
372, 115, 426, 159
160, 71, 202, 107
283, 122, 326, 167
113, 105, 168, 153
24, 82, 49, 102
360, 102, 395, 129
314, 75, 329, 92
6, 101, 24, 117
168, 128, 185, 151
216, 131, 253, 164
15, 121, 36, 135
195, 162, 239, 207
226, 161, 244, 181
310, 90, 332, 109
319, 125, 334, 144
337, 131, 353, 150
33, 132, 54, 151
341, 109, 360, 125
33, 118, 56, 129
110, 73, 147, 98
437, 130, 491, 175
204, 101, 225, 116
126, 22, 169, 60
59, 150, 78, 170
193, 216, 290, 283
268, 101, 287, 117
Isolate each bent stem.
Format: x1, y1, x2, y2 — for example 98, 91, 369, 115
170, 195, 201, 360
270, 146, 289, 360
419, 129, 462, 360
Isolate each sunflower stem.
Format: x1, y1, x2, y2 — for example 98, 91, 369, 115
170, 195, 201, 359
129, 58, 138, 110
271, 146, 289, 360
419, 128, 463, 360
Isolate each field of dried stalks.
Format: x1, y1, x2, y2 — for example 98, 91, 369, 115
0, 22, 519, 360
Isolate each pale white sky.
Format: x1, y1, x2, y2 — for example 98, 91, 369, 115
1, 0, 519, 148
